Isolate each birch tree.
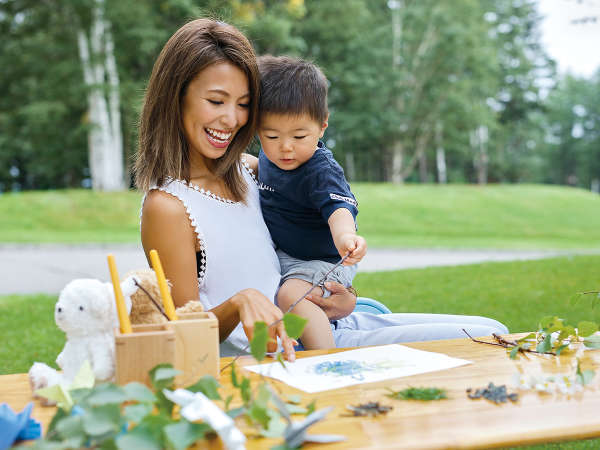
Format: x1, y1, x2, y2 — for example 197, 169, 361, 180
77, 0, 124, 191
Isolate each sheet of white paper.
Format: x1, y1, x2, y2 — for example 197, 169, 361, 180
244, 344, 472, 393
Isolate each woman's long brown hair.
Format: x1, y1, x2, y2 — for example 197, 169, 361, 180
134, 19, 259, 202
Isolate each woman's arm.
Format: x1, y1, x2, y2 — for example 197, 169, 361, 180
141, 190, 200, 307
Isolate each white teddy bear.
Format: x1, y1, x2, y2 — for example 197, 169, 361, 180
29, 277, 137, 391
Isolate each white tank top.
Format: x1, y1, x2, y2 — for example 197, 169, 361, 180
146, 159, 281, 355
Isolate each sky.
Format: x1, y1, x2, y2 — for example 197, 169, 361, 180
537, 0, 600, 78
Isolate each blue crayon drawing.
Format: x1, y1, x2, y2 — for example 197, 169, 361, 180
312, 360, 376, 380
311, 359, 409, 380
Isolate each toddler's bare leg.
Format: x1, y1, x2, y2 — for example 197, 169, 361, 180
277, 279, 335, 350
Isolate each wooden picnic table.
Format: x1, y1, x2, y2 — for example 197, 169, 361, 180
3, 334, 600, 449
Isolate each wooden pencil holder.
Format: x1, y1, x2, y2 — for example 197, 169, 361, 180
114, 313, 220, 387
114, 323, 176, 386
167, 312, 220, 386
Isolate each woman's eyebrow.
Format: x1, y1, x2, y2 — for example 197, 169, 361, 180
206, 89, 250, 99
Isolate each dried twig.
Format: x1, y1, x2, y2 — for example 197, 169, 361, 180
133, 278, 170, 321
462, 329, 556, 356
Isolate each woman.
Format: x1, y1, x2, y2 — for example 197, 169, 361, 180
135, 19, 508, 360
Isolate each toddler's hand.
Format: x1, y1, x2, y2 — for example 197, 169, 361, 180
337, 233, 367, 265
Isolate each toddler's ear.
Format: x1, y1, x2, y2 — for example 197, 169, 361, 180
319, 113, 329, 138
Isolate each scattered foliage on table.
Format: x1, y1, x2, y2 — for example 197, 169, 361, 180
31, 312, 314, 449
32, 365, 213, 449
385, 386, 448, 401
467, 383, 519, 404
344, 402, 393, 417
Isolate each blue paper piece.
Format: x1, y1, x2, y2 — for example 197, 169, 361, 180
0, 402, 42, 449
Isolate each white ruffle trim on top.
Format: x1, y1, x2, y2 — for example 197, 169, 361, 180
151, 182, 209, 289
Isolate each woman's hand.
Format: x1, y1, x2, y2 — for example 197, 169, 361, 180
232, 288, 296, 361
305, 281, 356, 321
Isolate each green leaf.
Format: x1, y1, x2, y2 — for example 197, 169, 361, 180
576, 360, 595, 386
285, 404, 308, 415
577, 321, 599, 337
283, 313, 308, 340
185, 375, 221, 400
584, 335, 600, 349
47, 407, 69, 435
255, 382, 272, 408
555, 344, 569, 355
231, 361, 239, 388
116, 428, 163, 450
99, 438, 118, 450
248, 402, 270, 428
148, 365, 177, 415
69, 388, 93, 405
250, 321, 269, 361
123, 382, 156, 403
123, 403, 153, 424
81, 404, 121, 436
509, 345, 521, 359
87, 384, 128, 406
240, 377, 252, 404
224, 394, 234, 411
153, 367, 181, 382
54, 415, 84, 440
536, 334, 552, 353
516, 333, 536, 343
164, 421, 211, 450
276, 352, 286, 369
306, 399, 316, 415
558, 325, 576, 342
539, 316, 563, 333
260, 409, 285, 438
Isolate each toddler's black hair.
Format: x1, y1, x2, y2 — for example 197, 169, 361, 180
257, 55, 328, 124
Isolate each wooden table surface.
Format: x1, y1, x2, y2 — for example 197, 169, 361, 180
3, 335, 600, 449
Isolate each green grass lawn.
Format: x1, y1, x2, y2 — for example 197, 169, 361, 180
354, 254, 600, 332
354, 183, 600, 249
0, 189, 142, 243
1, 184, 600, 248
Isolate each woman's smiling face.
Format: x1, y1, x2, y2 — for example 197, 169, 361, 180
182, 62, 250, 168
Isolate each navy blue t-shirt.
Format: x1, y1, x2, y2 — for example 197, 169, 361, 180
258, 141, 358, 263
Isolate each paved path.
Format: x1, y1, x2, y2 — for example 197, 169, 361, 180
0, 244, 590, 295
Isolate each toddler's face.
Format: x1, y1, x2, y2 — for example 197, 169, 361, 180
258, 113, 327, 171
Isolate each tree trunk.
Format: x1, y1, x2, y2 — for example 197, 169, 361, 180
344, 152, 356, 182
471, 125, 488, 185
418, 150, 428, 182
390, 0, 404, 184
435, 121, 447, 183
77, 0, 124, 191
391, 141, 404, 184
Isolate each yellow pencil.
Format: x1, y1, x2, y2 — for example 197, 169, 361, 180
149, 249, 178, 321
107, 254, 133, 334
